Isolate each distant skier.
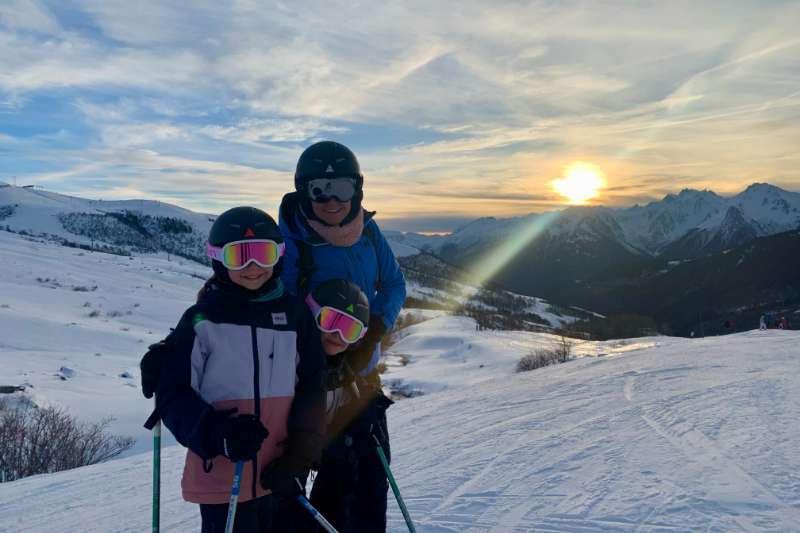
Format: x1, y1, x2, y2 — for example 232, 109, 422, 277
759, 315, 767, 330
277, 141, 406, 532
154, 207, 326, 532
779, 316, 788, 329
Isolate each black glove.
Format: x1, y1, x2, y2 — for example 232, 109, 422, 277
140, 337, 171, 399
215, 412, 269, 462
325, 355, 356, 390
260, 431, 324, 495
259, 460, 303, 496
347, 315, 388, 373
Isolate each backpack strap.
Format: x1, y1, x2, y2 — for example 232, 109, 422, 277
296, 220, 382, 296
364, 222, 382, 292
296, 239, 316, 296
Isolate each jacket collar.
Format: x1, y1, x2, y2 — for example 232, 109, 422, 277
279, 191, 375, 246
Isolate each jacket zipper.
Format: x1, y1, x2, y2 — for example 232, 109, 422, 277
250, 324, 261, 499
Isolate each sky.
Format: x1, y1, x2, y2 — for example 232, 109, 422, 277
1, 1, 799, 233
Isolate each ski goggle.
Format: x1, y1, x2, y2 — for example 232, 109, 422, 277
306, 177, 358, 203
305, 293, 368, 344
205, 239, 285, 271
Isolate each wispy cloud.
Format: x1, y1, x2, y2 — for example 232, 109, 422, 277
0, 1, 798, 230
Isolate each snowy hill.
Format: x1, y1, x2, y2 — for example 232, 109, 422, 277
0, 184, 215, 261
0, 230, 207, 456
0, 185, 574, 330
2, 315, 799, 531
0, 222, 572, 463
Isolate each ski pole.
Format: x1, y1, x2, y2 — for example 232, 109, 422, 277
374, 434, 416, 533
151, 402, 161, 533
224, 461, 245, 533
296, 494, 339, 533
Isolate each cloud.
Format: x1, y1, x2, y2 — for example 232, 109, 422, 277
0, 0, 59, 34
199, 118, 348, 144
0, 0, 797, 228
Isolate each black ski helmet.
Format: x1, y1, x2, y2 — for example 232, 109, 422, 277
209, 206, 283, 247
294, 141, 365, 227
294, 141, 363, 193
207, 206, 284, 295
310, 279, 370, 325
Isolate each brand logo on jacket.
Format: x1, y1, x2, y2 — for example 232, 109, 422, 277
272, 312, 288, 325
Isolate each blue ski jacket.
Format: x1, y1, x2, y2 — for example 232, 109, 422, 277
278, 192, 406, 373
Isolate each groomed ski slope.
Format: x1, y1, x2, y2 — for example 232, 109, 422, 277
1, 314, 798, 532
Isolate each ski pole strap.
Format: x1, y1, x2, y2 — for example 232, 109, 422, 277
224, 461, 245, 533
374, 434, 416, 533
144, 409, 160, 430
296, 495, 339, 533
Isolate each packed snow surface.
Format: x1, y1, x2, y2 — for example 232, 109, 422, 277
2, 291, 799, 531
0, 230, 206, 455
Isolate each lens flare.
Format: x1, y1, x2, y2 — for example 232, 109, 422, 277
553, 163, 605, 204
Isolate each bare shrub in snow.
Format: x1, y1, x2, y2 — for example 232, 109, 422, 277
516, 349, 559, 372
0, 399, 134, 482
516, 336, 574, 372
71, 285, 97, 292
554, 335, 574, 363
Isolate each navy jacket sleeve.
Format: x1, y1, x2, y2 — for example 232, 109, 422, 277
155, 306, 220, 459
288, 303, 326, 438
369, 220, 407, 329
278, 211, 301, 296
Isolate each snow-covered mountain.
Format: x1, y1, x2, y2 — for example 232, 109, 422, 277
382, 183, 800, 315
0, 184, 214, 261
2, 311, 799, 532
391, 183, 800, 261
618, 183, 800, 258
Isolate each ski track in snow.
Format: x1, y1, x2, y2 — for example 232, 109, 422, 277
625, 371, 800, 532
383, 326, 800, 532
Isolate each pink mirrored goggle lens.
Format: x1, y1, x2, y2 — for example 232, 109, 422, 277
317, 306, 365, 344
206, 240, 285, 270
305, 294, 367, 344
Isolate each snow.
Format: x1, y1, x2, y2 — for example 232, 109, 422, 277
0, 230, 207, 456
0, 184, 213, 247
405, 280, 577, 328
387, 238, 422, 258
2, 270, 799, 532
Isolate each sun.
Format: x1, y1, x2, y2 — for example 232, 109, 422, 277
552, 162, 606, 205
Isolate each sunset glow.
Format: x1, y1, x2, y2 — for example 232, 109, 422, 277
553, 163, 606, 205
0, 2, 798, 232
